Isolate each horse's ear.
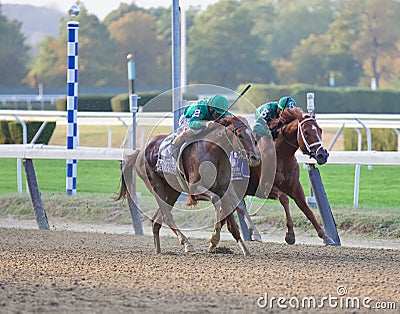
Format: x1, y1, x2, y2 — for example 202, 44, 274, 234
310, 111, 316, 119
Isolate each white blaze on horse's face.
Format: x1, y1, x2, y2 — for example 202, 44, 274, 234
298, 117, 329, 165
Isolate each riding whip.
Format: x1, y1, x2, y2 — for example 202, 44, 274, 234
214, 84, 251, 122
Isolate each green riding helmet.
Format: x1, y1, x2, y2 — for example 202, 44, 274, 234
278, 96, 296, 111
208, 95, 229, 114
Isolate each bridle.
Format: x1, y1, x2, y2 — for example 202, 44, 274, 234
281, 116, 326, 158
222, 120, 253, 159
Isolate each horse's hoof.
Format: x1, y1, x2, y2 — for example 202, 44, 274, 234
238, 239, 251, 256
251, 233, 262, 242
210, 236, 220, 247
208, 243, 217, 253
185, 244, 196, 253
324, 238, 337, 246
285, 233, 296, 245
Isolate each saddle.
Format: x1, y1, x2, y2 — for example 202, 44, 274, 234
156, 133, 250, 181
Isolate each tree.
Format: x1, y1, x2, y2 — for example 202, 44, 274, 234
320, 0, 364, 86
23, 36, 65, 88
352, 0, 400, 88
0, 4, 29, 87
25, 3, 119, 88
188, 0, 274, 88
268, 0, 335, 60
108, 10, 170, 89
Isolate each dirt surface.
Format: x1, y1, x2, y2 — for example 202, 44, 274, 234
0, 225, 399, 314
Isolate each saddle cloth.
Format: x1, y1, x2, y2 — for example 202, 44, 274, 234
156, 134, 249, 180
156, 133, 178, 175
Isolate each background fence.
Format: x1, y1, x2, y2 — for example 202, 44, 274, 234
0, 110, 399, 208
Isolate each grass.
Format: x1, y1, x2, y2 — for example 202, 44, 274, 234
299, 164, 400, 208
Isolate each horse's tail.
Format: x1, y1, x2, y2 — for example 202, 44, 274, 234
186, 194, 198, 206
116, 150, 141, 201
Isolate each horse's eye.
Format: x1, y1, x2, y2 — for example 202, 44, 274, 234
304, 131, 309, 137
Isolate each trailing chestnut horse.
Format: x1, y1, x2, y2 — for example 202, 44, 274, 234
117, 115, 260, 255
238, 107, 335, 245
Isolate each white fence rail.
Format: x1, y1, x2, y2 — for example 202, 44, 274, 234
0, 144, 399, 165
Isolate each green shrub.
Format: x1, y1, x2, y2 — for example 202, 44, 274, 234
343, 128, 398, 151
236, 83, 400, 114
0, 121, 13, 144
7, 121, 56, 144
110, 92, 198, 112
56, 95, 114, 111
110, 94, 130, 112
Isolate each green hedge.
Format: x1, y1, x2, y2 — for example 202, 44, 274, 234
0, 121, 56, 144
236, 83, 400, 114
110, 92, 198, 112
343, 128, 398, 151
56, 95, 114, 111
0, 121, 13, 144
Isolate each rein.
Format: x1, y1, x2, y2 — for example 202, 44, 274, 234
223, 122, 248, 158
280, 117, 325, 157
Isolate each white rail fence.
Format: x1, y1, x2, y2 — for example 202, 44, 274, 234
0, 111, 400, 208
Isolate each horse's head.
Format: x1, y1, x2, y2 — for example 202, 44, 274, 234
218, 115, 260, 167
279, 108, 329, 165
297, 112, 329, 165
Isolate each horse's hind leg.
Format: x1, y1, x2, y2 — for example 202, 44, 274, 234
279, 193, 296, 245
155, 185, 195, 253
151, 209, 163, 253
237, 199, 262, 242
226, 214, 251, 256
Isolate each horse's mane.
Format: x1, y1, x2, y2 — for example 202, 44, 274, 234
217, 114, 249, 127
279, 107, 304, 124
217, 114, 236, 126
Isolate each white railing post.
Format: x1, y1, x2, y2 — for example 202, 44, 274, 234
393, 128, 400, 151
13, 114, 27, 194
353, 128, 362, 209
355, 118, 372, 170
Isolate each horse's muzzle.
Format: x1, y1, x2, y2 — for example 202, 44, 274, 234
315, 149, 329, 165
248, 154, 261, 167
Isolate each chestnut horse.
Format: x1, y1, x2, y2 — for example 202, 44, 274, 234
117, 115, 260, 255
238, 107, 335, 245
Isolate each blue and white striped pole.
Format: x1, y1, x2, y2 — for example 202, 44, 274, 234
66, 7, 80, 195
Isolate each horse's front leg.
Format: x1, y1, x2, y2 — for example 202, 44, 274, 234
289, 185, 335, 246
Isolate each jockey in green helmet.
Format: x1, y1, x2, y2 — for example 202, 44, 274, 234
170, 95, 231, 158
252, 96, 296, 138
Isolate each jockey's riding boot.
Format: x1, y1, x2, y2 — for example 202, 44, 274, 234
171, 134, 185, 160
171, 129, 197, 160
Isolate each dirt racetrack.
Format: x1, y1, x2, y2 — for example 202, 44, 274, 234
0, 227, 399, 313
